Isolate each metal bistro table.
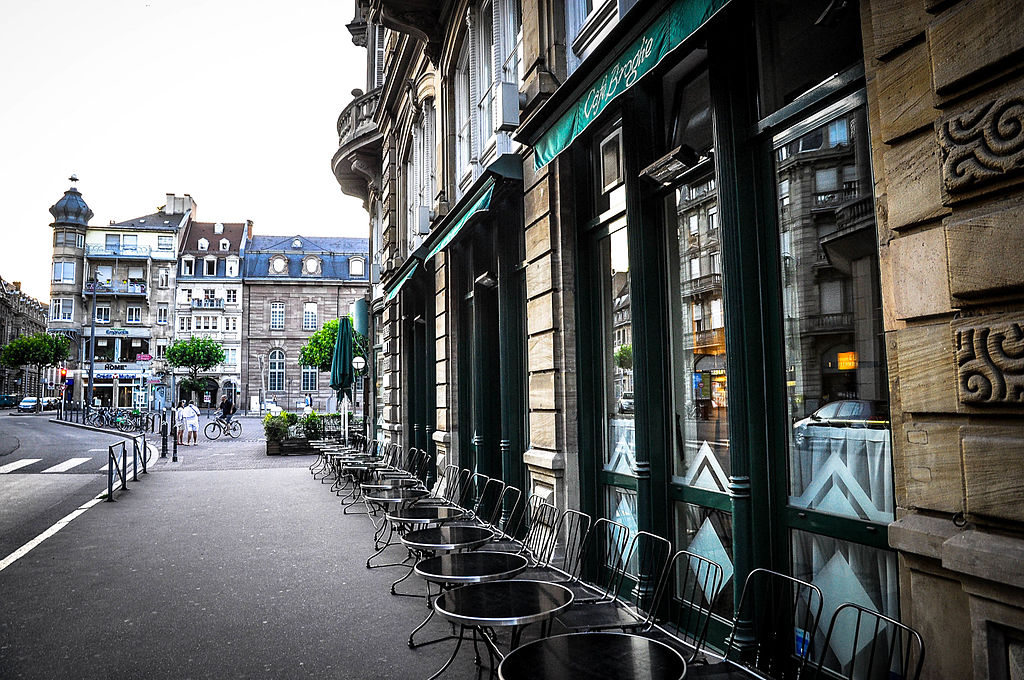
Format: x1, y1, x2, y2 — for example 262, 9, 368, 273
497, 631, 687, 680
393, 525, 495, 596
364, 487, 431, 568
409, 551, 529, 648
428, 580, 574, 680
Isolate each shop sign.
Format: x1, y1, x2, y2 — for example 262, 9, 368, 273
532, 0, 728, 170
102, 362, 147, 371
95, 373, 143, 380
837, 351, 858, 371
137, 354, 153, 361
83, 327, 150, 338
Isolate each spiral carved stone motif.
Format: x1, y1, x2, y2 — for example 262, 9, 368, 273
954, 316, 1024, 406
939, 94, 1024, 192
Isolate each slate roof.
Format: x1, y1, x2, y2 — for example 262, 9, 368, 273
243, 235, 369, 282
109, 210, 186, 231
180, 221, 248, 256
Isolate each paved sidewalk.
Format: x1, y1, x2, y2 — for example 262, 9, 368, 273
0, 464, 497, 680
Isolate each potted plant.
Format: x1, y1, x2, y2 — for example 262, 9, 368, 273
263, 413, 289, 455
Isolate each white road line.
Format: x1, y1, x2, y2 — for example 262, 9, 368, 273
41, 458, 92, 473
0, 491, 107, 573
0, 459, 41, 474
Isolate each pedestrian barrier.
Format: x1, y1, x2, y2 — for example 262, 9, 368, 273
105, 433, 149, 502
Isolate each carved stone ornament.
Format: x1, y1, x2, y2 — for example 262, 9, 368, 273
939, 94, 1024, 193
954, 314, 1024, 406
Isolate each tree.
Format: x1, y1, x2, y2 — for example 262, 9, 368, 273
299, 318, 366, 372
166, 336, 225, 401
614, 343, 633, 370
0, 332, 70, 410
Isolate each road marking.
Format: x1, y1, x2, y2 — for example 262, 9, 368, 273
0, 491, 106, 573
41, 458, 91, 473
0, 459, 41, 474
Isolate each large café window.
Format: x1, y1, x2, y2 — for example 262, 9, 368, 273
774, 96, 898, 676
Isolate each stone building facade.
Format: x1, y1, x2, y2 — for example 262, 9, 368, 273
241, 236, 369, 414
174, 219, 251, 406
0, 277, 48, 399
336, 0, 1024, 676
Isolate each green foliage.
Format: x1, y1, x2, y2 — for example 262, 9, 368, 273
0, 332, 70, 371
298, 317, 367, 372
166, 336, 226, 379
284, 412, 300, 426
262, 414, 290, 443
178, 377, 207, 399
299, 319, 339, 372
614, 344, 633, 370
301, 411, 324, 439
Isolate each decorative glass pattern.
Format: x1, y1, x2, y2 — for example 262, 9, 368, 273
675, 503, 734, 618
791, 530, 899, 678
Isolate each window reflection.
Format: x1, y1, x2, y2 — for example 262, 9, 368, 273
602, 225, 635, 476
775, 103, 893, 523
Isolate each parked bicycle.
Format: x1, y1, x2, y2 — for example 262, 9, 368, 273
204, 416, 242, 440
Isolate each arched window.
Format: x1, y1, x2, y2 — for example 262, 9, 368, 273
349, 257, 365, 278
268, 349, 285, 391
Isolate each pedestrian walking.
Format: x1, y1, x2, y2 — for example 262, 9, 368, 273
184, 400, 201, 446
175, 400, 187, 445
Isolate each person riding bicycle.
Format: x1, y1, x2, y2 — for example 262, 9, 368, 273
219, 395, 234, 424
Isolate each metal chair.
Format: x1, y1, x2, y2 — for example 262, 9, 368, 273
808, 602, 924, 680
641, 549, 725, 663
513, 509, 592, 583
555, 531, 674, 633
563, 517, 632, 604
689, 568, 824, 680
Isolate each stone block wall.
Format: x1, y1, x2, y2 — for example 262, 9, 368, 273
863, 0, 1024, 676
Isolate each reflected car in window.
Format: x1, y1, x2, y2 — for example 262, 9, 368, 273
793, 399, 889, 446
616, 391, 634, 414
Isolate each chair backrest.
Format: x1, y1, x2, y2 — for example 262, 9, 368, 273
541, 509, 592, 578
722, 568, 825, 680
577, 518, 632, 600
521, 501, 561, 564
810, 602, 924, 680
414, 447, 433, 482
460, 472, 490, 512
444, 468, 473, 504
653, 549, 725, 662
618, 531, 674, 622
472, 477, 506, 527
492, 485, 522, 536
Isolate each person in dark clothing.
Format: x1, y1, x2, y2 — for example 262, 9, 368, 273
219, 395, 234, 423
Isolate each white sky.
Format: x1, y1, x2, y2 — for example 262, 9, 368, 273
0, 0, 369, 302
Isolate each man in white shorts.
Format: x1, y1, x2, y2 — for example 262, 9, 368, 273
184, 400, 201, 446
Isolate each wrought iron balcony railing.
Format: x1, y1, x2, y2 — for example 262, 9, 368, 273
86, 244, 152, 258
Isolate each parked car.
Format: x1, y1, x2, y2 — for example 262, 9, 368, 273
17, 397, 40, 413
0, 394, 20, 408
792, 399, 890, 446
616, 391, 634, 414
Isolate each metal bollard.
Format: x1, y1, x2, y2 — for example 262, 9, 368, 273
172, 424, 178, 462
141, 432, 147, 474
132, 438, 139, 482
161, 418, 168, 458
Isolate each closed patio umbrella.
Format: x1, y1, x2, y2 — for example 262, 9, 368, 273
330, 317, 354, 440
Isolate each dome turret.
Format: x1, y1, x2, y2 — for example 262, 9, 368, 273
49, 175, 94, 227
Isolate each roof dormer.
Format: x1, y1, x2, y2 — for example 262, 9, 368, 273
198, 237, 209, 251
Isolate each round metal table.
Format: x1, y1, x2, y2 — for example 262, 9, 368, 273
426, 580, 574, 680
497, 631, 687, 680
386, 505, 467, 526
402, 525, 495, 552
364, 487, 430, 505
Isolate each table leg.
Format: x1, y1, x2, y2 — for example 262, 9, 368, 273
426, 625, 467, 680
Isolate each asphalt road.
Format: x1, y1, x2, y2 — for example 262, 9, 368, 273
0, 413, 129, 559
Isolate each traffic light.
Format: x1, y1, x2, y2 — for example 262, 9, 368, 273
60, 368, 67, 381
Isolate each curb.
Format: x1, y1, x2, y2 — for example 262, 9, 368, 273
49, 418, 160, 467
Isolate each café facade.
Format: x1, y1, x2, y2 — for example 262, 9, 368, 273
337, 0, 1024, 676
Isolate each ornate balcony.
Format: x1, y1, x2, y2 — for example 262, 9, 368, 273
191, 298, 226, 309
83, 281, 148, 296
331, 87, 383, 205
681, 273, 722, 297
86, 244, 152, 258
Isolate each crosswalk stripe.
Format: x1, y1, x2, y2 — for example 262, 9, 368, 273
41, 458, 92, 473
0, 459, 42, 474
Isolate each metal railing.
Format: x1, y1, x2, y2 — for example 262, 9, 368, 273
83, 281, 148, 295
86, 244, 152, 257
191, 298, 225, 309
105, 432, 149, 501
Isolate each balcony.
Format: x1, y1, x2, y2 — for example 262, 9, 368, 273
812, 181, 860, 211
86, 244, 152, 258
806, 312, 853, 334
681, 273, 722, 297
375, 0, 446, 62
331, 87, 383, 204
83, 281, 148, 297
191, 298, 226, 309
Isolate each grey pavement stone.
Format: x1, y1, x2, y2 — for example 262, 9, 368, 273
0, 463, 510, 680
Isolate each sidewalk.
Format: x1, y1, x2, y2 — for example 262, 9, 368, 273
0, 462, 489, 679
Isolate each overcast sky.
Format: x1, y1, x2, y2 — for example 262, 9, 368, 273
0, 0, 368, 302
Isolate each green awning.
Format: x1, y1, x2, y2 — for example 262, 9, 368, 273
425, 181, 494, 261
532, 0, 728, 170
384, 260, 419, 302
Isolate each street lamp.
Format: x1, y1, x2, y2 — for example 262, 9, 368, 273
86, 271, 98, 411
352, 355, 366, 372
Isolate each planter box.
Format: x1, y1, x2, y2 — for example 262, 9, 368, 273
266, 441, 283, 456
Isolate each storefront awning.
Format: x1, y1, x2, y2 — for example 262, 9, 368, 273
524, 0, 729, 170
425, 181, 493, 261
384, 259, 419, 302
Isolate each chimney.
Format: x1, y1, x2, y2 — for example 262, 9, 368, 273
165, 193, 175, 213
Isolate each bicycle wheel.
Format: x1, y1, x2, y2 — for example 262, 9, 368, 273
204, 421, 222, 440
227, 420, 242, 438
116, 418, 132, 433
